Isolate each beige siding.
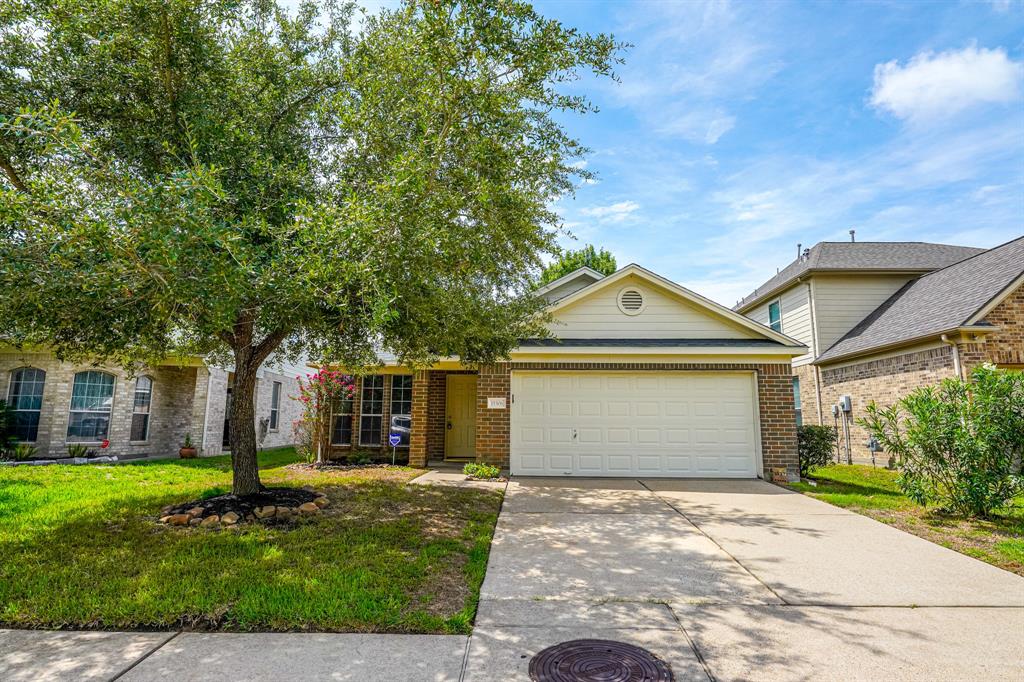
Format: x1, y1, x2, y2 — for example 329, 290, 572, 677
548, 274, 760, 339
745, 285, 814, 365
813, 274, 916, 351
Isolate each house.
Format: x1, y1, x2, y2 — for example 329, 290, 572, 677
1, 348, 304, 459
326, 264, 807, 481
736, 237, 1024, 463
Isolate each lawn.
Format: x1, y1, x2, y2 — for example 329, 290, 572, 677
788, 464, 1024, 576
0, 449, 503, 633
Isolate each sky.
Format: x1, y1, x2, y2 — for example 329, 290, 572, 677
348, 0, 1024, 306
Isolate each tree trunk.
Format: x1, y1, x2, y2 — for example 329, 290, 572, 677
229, 352, 262, 496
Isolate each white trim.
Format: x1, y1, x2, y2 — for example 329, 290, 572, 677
511, 345, 804, 357
750, 371, 764, 480
533, 266, 606, 297
546, 263, 803, 347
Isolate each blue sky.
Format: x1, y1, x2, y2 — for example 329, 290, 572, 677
349, 0, 1024, 305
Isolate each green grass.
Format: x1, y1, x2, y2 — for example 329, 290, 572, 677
788, 464, 1024, 575
0, 449, 503, 633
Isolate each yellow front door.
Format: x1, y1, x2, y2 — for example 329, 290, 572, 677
445, 374, 477, 460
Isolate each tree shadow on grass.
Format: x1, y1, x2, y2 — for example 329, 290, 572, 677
0, 478, 501, 634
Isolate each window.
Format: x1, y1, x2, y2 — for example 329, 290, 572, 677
269, 381, 282, 431
359, 375, 384, 446
768, 300, 782, 333
7, 368, 45, 442
389, 375, 413, 447
792, 377, 802, 428
130, 376, 153, 441
330, 393, 354, 446
67, 371, 115, 442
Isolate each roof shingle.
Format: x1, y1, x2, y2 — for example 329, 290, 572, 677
736, 241, 985, 310
815, 237, 1024, 363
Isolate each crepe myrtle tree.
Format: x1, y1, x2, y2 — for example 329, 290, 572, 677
0, 0, 622, 494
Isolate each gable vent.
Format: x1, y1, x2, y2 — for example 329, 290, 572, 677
617, 287, 646, 315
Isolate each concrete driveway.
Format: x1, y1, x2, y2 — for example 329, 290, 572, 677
467, 477, 1024, 681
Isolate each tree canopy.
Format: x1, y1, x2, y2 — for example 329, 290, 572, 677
538, 244, 618, 285
0, 0, 622, 493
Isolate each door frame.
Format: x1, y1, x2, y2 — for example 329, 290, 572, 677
444, 373, 477, 460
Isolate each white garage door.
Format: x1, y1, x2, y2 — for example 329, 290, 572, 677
510, 371, 759, 478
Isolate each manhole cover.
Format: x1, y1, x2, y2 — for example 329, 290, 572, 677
529, 639, 674, 682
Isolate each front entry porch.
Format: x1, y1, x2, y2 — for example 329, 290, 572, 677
409, 365, 510, 468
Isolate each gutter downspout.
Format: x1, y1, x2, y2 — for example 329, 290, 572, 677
941, 334, 962, 379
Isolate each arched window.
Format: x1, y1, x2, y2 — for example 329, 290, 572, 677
7, 367, 46, 442
131, 376, 153, 441
67, 371, 115, 442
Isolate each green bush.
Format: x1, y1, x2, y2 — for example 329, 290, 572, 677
9, 443, 37, 461
463, 462, 501, 479
66, 444, 96, 458
860, 364, 1024, 517
346, 450, 374, 465
797, 425, 838, 477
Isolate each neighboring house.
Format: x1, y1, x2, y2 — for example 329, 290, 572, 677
1, 349, 304, 459
327, 264, 806, 481
736, 237, 1024, 464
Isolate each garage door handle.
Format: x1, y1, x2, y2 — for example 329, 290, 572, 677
572, 428, 577, 440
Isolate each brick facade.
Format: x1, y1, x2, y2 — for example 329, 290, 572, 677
792, 363, 819, 426
819, 346, 958, 464
815, 283, 1023, 465
1, 350, 300, 459
417, 361, 799, 479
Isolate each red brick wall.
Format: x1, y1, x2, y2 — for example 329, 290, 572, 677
409, 371, 429, 466
471, 361, 799, 480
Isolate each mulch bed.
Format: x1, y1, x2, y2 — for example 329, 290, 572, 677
164, 487, 320, 518
286, 462, 405, 472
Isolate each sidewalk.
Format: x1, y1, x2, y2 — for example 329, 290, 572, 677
0, 629, 469, 682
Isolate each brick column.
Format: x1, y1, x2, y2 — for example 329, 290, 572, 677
756, 364, 799, 482
409, 370, 429, 467
476, 363, 511, 468
189, 368, 210, 454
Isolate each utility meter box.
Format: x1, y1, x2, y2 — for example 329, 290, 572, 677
839, 395, 852, 412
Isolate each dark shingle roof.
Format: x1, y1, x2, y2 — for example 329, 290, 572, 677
815, 237, 1024, 363
736, 242, 985, 311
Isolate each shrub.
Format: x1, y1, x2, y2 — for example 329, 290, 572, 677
463, 462, 501, 479
797, 425, 838, 477
67, 444, 96, 458
9, 443, 37, 461
347, 451, 374, 465
860, 364, 1024, 517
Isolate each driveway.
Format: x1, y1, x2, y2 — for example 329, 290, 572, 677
466, 477, 1024, 681
3, 477, 1022, 681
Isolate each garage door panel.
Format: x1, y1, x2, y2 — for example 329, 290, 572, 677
511, 372, 758, 478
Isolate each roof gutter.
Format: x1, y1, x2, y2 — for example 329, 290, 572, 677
814, 325, 998, 367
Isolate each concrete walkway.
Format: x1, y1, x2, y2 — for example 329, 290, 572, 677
3, 478, 1022, 681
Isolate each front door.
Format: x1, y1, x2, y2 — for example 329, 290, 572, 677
445, 374, 477, 460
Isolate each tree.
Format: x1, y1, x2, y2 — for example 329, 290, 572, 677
860, 365, 1024, 517
538, 244, 617, 285
0, 0, 621, 494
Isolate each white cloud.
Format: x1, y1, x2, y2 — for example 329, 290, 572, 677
870, 46, 1023, 123
580, 200, 640, 223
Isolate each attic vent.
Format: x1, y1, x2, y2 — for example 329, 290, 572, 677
617, 287, 646, 315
